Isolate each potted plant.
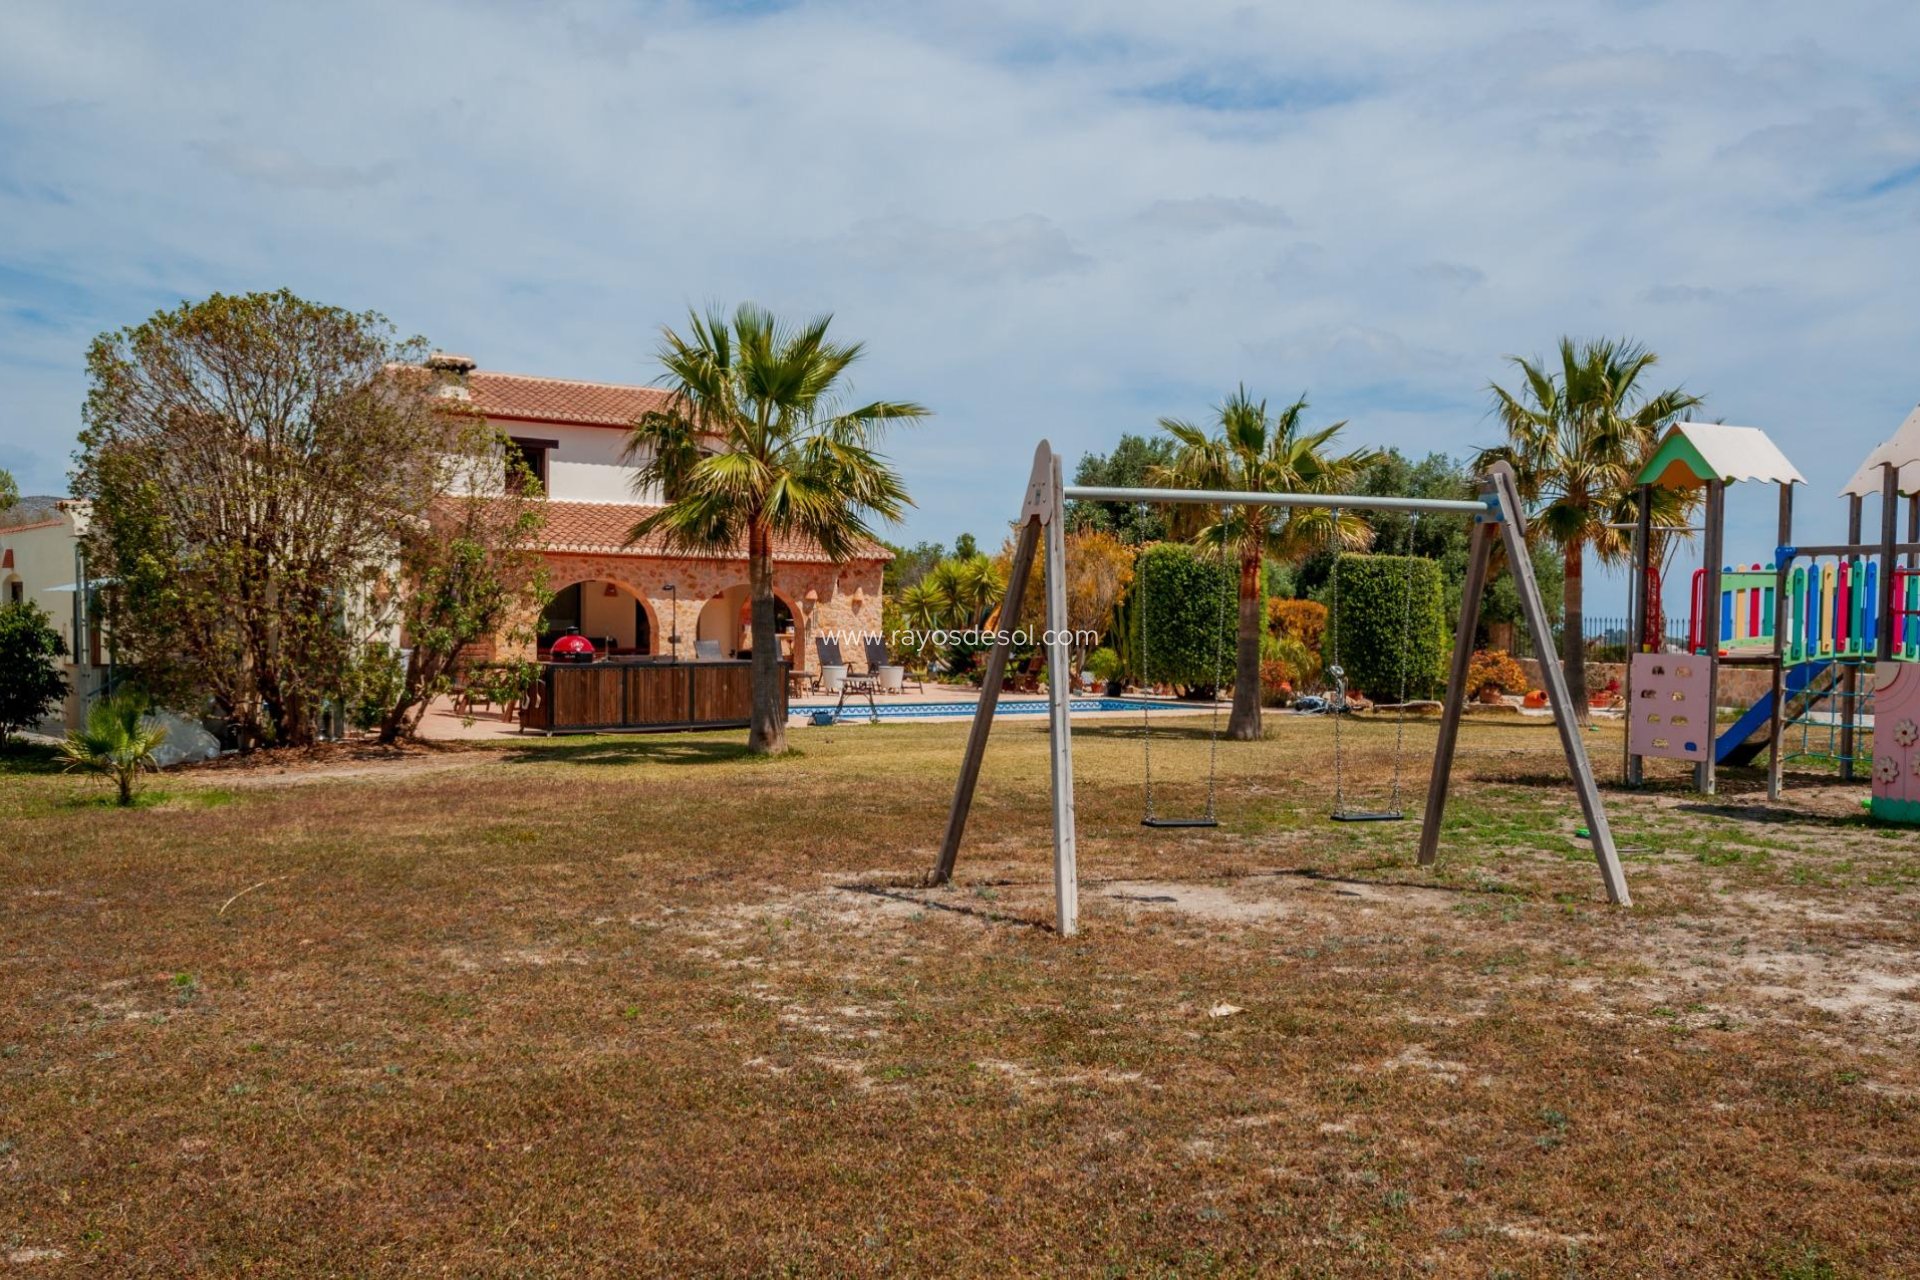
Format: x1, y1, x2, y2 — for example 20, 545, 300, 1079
1466, 649, 1530, 705
1085, 647, 1124, 697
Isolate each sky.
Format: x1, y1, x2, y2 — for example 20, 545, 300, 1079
4, 0, 1919, 612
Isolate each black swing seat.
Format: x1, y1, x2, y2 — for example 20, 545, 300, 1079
1331, 810, 1405, 823
1142, 817, 1219, 829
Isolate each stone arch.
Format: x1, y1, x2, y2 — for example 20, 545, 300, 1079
542, 574, 661, 656
696, 582, 805, 664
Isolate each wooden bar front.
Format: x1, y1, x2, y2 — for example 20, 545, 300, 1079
520, 660, 783, 734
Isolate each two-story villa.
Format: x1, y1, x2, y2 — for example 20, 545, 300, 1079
427, 353, 890, 675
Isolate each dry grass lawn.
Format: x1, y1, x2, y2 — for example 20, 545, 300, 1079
3, 712, 1918, 1277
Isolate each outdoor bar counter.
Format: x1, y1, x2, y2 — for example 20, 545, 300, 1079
519, 658, 787, 734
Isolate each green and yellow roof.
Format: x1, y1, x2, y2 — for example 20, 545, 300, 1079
1635, 423, 1806, 491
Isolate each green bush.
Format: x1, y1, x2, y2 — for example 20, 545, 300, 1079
1125, 543, 1235, 693
0, 601, 69, 744
1324, 553, 1447, 701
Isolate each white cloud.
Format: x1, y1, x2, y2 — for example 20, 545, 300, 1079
2, 0, 1919, 597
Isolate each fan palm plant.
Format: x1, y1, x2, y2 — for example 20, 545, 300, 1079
60, 691, 168, 806
625, 305, 928, 754
1473, 338, 1702, 719
1153, 387, 1376, 739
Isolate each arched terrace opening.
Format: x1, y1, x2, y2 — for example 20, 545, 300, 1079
695, 586, 801, 662
539, 579, 659, 657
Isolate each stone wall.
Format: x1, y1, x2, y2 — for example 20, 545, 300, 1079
512, 551, 887, 674
1518, 657, 1776, 708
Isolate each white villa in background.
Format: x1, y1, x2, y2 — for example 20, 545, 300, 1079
1, 354, 891, 732
422, 353, 889, 668
0, 500, 106, 733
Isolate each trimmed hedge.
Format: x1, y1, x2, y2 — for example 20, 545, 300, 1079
1324, 553, 1447, 701
1124, 542, 1235, 692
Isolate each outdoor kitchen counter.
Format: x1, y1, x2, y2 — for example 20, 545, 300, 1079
520, 659, 788, 734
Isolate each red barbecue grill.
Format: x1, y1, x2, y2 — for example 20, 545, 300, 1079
549, 629, 596, 664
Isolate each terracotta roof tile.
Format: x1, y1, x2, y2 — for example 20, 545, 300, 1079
460, 371, 675, 429
536, 500, 893, 564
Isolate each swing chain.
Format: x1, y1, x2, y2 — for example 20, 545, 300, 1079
1388, 513, 1420, 811
1329, 508, 1346, 813
1204, 511, 1233, 822
1140, 522, 1155, 823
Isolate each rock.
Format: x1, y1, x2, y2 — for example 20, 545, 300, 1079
144, 710, 222, 769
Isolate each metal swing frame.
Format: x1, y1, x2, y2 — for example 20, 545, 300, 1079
925, 441, 1629, 935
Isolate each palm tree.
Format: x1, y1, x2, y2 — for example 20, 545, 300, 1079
1154, 387, 1376, 740
625, 305, 928, 754
1474, 338, 1702, 720
60, 691, 168, 806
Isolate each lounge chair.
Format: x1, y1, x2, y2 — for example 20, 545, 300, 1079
694, 639, 724, 661
862, 638, 921, 694
814, 637, 870, 695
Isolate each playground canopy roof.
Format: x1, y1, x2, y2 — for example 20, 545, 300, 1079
1841, 404, 1920, 497
1635, 422, 1806, 491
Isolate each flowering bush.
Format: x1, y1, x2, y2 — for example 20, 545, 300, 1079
1267, 598, 1328, 651
1466, 648, 1530, 697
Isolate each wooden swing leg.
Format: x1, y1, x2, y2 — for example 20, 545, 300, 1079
927, 482, 1046, 886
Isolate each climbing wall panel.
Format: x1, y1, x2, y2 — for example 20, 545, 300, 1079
1629, 653, 1712, 761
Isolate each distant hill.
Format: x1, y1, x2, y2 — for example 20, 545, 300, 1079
0, 494, 66, 526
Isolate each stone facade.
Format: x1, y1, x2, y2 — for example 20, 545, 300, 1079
514, 551, 887, 675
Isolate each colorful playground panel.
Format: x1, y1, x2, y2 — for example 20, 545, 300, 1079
1692, 559, 1920, 662
1871, 662, 1920, 822
1627, 653, 1711, 761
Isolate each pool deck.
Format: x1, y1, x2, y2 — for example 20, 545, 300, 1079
413, 684, 1227, 739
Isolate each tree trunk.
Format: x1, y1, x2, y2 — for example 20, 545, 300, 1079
746, 519, 787, 755
1562, 540, 1589, 724
1228, 541, 1263, 740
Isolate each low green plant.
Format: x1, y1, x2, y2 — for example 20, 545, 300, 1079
59, 691, 168, 806
1084, 647, 1123, 687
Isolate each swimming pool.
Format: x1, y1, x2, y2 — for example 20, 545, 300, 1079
789, 697, 1186, 721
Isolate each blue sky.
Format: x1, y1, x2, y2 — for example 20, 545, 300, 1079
4, 1, 1919, 610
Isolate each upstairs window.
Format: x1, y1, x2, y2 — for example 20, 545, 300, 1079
507, 438, 556, 495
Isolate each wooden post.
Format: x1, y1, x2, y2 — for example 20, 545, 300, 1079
1696, 480, 1725, 794
1421, 466, 1629, 905
1842, 494, 1864, 780
927, 444, 1053, 887
1041, 450, 1079, 936
1907, 492, 1919, 571
1768, 483, 1794, 801
1626, 484, 1653, 787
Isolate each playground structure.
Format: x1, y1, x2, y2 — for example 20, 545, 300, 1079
928, 442, 1630, 936
1627, 409, 1920, 815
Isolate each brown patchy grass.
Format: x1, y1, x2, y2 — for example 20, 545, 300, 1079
2, 715, 1918, 1277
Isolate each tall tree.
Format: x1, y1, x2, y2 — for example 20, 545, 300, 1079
1474, 338, 1702, 718
1155, 387, 1375, 739
1067, 434, 1178, 544
0, 468, 18, 514
625, 305, 927, 754
75, 290, 534, 748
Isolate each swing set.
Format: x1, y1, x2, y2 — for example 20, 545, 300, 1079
1132, 505, 1427, 826
925, 441, 1629, 935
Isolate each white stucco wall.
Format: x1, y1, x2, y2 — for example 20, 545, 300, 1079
578, 581, 646, 649
0, 505, 108, 733
503, 423, 660, 504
